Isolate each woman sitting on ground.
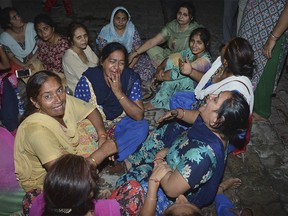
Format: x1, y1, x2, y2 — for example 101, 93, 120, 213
14, 71, 117, 215
30, 154, 121, 216
115, 91, 250, 215
75, 42, 148, 162
144, 27, 212, 110
96, 6, 155, 81
128, 2, 201, 68
0, 7, 38, 71
171, 37, 254, 153
34, 14, 69, 81
63, 22, 99, 93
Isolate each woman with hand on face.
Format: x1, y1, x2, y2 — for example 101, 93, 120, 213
75, 42, 148, 162
34, 14, 69, 82
144, 27, 212, 110
14, 71, 117, 215
115, 91, 250, 215
129, 2, 201, 68
63, 22, 99, 93
96, 6, 155, 81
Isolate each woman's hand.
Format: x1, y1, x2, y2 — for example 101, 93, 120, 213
150, 161, 172, 184
128, 51, 139, 65
154, 148, 169, 166
157, 109, 178, 124
154, 67, 165, 82
179, 56, 193, 76
107, 71, 122, 94
263, 36, 277, 59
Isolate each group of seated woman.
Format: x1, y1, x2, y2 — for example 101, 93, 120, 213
1, 1, 256, 215
13, 36, 254, 215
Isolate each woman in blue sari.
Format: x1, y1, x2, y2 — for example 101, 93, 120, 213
115, 91, 250, 215
75, 42, 148, 161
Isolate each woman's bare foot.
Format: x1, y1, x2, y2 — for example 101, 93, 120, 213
218, 178, 242, 194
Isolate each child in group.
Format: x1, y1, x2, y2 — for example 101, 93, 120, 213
144, 27, 212, 110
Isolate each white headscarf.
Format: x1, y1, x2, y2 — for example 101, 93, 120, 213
96, 6, 135, 52
195, 57, 254, 113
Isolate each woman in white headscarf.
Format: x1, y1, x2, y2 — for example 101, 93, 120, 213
96, 6, 155, 81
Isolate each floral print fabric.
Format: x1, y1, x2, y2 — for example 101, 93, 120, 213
37, 37, 69, 73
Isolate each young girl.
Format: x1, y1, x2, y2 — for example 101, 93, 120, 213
144, 27, 212, 110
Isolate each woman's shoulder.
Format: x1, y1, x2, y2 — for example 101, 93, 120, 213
84, 66, 101, 76
63, 48, 75, 58
123, 67, 140, 79
0, 31, 9, 41
97, 24, 110, 39
57, 35, 69, 44
26, 22, 34, 30
199, 51, 213, 63
94, 199, 121, 216
166, 19, 178, 26
188, 21, 202, 29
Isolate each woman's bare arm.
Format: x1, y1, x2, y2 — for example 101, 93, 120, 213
129, 33, 165, 64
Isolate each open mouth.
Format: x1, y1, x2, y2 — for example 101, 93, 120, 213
53, 104, 64, 111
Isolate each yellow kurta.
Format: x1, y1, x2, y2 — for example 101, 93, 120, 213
14, 95, 97, 192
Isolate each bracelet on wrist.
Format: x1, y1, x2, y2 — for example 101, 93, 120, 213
153, 157, 164, 162
99, 134, 107, 138
149, 177, 160, 183
89, 157, 98, 166
146, 194, 157, 200
270, 32, 279, 40
171, 109, 178, 118
118, 95, 125, 101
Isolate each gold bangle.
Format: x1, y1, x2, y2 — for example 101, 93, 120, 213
153, 157, 164, 162
90, 157, 98, 166
118, 95, 125, 101
146, 195, 157, 200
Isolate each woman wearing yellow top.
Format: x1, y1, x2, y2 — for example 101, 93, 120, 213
14, 70, 117, 215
